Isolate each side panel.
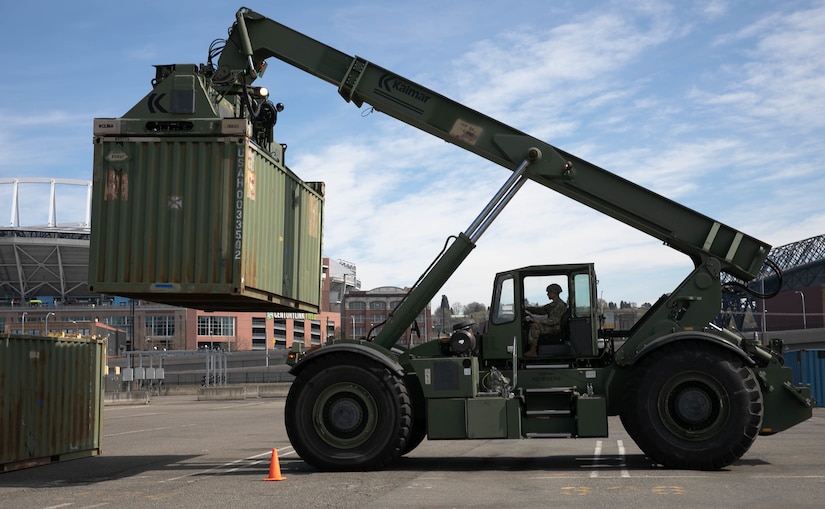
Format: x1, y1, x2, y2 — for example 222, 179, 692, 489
576, 396, 608, 437
1, 335, 104, 472
240, 142, 324, 310
427, 399, 467, 439
426, 397, 521, 439
408, 357, 479, 398
467, 398, 516, 439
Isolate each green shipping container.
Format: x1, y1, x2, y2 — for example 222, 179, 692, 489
1, 335, 104, 472
88, 134, 324, 312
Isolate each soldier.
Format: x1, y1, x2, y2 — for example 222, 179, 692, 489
524, 283, 567, 357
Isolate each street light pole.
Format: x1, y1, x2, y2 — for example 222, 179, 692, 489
795, 290, 807, 329
45, 312, 55, 335
22, 311, 27, 335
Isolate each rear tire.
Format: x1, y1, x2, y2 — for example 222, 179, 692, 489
620, 341, 762, 470
285, 353, 412, 471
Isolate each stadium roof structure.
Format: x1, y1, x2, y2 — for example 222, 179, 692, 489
0, 178, 92, 302
761, 234, 825, 291
719, 233, 825, 330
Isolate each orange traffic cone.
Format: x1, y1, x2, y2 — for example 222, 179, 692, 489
263, 448, 286, 481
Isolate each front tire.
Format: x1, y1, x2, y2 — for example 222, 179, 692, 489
285, 353, 412, 471
620, 341, 763, 470
401, 374, 427, 456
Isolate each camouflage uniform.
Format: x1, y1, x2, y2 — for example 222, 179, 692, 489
525, 300, 568, 346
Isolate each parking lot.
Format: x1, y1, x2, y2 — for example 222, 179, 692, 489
1, 395, 824, 509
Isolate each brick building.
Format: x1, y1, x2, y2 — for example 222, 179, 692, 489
341, 286, 433, 347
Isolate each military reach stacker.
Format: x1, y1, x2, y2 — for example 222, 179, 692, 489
93, 7, 815, 472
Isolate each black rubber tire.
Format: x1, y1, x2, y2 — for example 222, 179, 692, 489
284, 353, 412, 471
620, 341, 763, 470
401, 374, 427, 456
402, 419, 427, 456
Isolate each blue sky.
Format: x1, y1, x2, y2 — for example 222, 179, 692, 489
1, 0, 823, 309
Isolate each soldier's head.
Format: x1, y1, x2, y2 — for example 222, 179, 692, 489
546, 283, 563, 297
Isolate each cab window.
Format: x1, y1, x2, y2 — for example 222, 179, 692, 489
523, 275, 568, 309
572, 272, 592, 318
492, 276, 515, 324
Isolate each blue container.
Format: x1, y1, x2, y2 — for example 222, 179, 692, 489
784, 349, 825, 407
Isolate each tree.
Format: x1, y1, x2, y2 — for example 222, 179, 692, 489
464, 302, 486, 314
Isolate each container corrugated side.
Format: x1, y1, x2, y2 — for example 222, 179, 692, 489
1, 335, 104, 472
784, 349, 825, 407
88, 136, 323, 312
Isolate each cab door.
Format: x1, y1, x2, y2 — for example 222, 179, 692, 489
567, 267, 599, 357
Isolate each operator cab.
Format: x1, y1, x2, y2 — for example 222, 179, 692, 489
483, 264, 601, 360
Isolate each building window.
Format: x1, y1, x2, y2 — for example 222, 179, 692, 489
273, 318, 287, 347
310, 320, 321, 345
252, 317, 266, 350
66, 316, 92, 322
197, 316, 235, 336
369, 301, 386, 310
146, 315, 175, 336
349, 301, 366, 310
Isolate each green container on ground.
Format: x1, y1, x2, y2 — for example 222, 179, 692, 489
88, 134, 324, 312
1, 335, 104, 472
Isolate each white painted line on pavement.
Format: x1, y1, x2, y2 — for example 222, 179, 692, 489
617, 439, 630, 478
161, 446, 295, 482
590, 440, 603, 478
103, 423, 196, 437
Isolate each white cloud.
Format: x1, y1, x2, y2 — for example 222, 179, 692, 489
701, 3, 825, 131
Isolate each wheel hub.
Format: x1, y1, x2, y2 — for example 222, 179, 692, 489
660, 376, 728, 440
324, 396, 365, 437
312, 382, 378, 449
674, 386, 713, 425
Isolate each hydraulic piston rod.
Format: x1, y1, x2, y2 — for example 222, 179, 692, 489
371, 154, 536, 349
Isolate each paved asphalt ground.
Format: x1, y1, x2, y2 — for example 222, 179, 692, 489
1, 395, 823, 509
